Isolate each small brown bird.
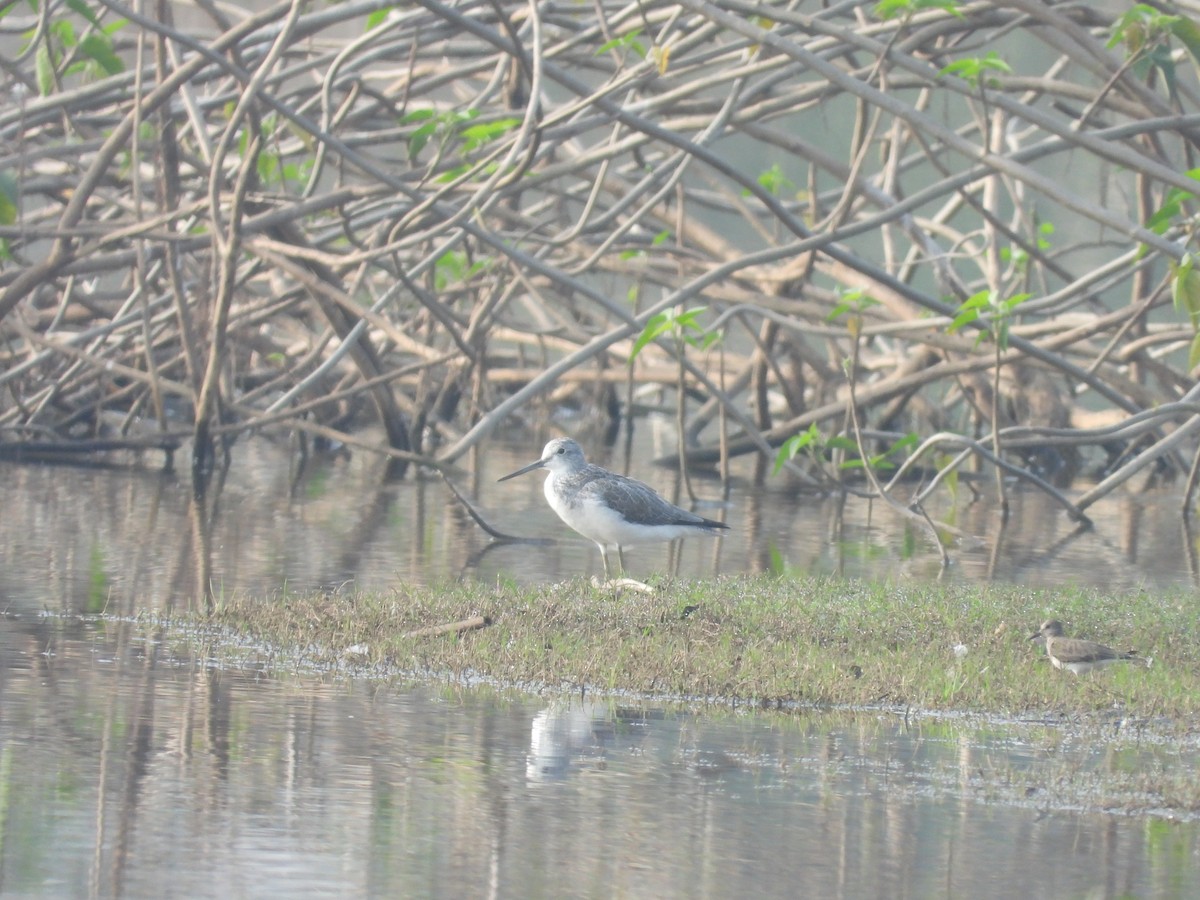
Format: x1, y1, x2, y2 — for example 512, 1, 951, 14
1029, 619, 1150, 674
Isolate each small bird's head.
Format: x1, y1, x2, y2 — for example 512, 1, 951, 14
1030, 619, 1064, 641
498, 437, 586, 482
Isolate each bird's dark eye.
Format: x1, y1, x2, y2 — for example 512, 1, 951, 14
556, 447, 565, 454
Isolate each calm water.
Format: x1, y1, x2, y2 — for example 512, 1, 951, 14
4, 433, 1200, 897
1, 616, 1197, 899
2, 428, 1198, 617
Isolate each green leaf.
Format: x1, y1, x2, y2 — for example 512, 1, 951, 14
673, 306, 706, 333
754, 162, 794, 197
408, 121, 437, 160
80, 33, 123, 75
366, 8, 389, 30
630, 311, 674, 360
939, 51, 1012, 88
257, 152, 279, 185
772, 424, 822, 474
1173, 256, 1200, 330
51, 18, 77, 47
1171, 15, 1200, 57
1146, 192, 1188, 234
35, 44, 55, 96
401, 108, 437, 124
460, 117, 521, 151
827, 301, 855, 321
874, 0, 962, 21
596, 28, 645, 57
434, 163, 472, 184
826, 289, 877, 322
825, 435, 858, 453
1003, 291, 1032, 312
946, 290, 990, 334
434, 250, 470, 291
994, 319, 1011, 351
1143, 43, 1177, 93
1109, 4, 1178, 53
0, 171, 18, 225
688, 330, 722, 352
1036, 221, 1055, 250
1171, 14, 1200, 80
66, 0, 102, 26
1145, 169, 1200, 234
1190, 332, 1200, 372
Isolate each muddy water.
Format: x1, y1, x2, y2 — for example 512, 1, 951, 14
1, 616, 1197, 898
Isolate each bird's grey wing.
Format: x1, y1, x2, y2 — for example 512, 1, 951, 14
1065, 639, 1124, 662
577, 471, 707, 527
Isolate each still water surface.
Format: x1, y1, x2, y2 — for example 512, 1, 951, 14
2, 429, 1198, 616
3, 432, 1200, 897
1, 616, 1197, 898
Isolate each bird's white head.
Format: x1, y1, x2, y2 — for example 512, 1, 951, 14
497, 437, 587, 482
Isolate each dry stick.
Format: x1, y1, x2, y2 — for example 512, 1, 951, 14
156, 14, 202, 404
98, 17, 1176, 364
0, 0, 297, 319
129, 26, 167, 433
263, 239, 416, 462
404, 616, 490, 639
219, 352, 460, 437
422, 27, 978, 463
558, 49, 1166, 424
843, 318, 956, 560
216, 411, 442, 471
990, 329, 1007, 516
248, 240, 442, 368
1182, 445, 1200, 516
1085, 281, 1166, 377
439, 472, 552, 544
683, 308, 1127, 469
899, 393, 1200, 517
893, 432, 1088, 524
1075, 409, 1200, 514
305, 6, 418, 201
760, 0, 1200, 191
4, 3, 1195, 496
194, 134, 260, 475
571, 72, 747, 271
675, 334, 694, 503
10, 315, 195, 401
194, 2, 306, 477
0, 283, 174, 389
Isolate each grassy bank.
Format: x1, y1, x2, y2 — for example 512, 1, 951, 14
183, 575, 1200, 720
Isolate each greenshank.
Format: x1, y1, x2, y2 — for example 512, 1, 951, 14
1029, 619, 1150, 674
497, 437, 729, 578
